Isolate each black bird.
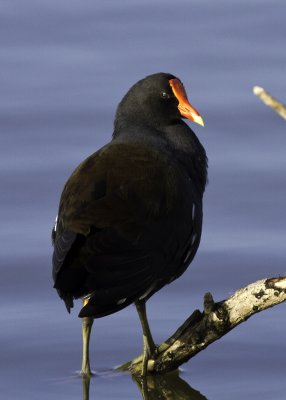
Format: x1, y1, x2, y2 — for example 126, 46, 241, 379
52, 72, 207, 376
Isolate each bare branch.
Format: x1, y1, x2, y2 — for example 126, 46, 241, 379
253, 86, 286, 120
118, 276, 286, 376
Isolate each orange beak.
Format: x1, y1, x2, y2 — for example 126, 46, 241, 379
169, 78, 204, 127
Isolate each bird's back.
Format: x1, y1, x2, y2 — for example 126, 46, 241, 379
52, 141, 203, 317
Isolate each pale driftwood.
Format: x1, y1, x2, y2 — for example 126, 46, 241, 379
253, 86, 286, 120
118, 276, 286, 376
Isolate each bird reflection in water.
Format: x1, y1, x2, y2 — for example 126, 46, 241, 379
81, 370, 207, 400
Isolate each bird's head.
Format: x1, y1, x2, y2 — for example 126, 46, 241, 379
114, 72, 204, 132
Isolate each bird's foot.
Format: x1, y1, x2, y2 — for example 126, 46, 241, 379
80, 370, 94, 378
141, 339, 158, 377
80, 361, 94, 378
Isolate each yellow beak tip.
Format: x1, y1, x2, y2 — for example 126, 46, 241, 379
193, 115, 205, 127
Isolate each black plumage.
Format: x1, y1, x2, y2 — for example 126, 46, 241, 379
52, 72, 207, 375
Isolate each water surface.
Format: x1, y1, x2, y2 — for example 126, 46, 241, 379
1, 1, 286, 399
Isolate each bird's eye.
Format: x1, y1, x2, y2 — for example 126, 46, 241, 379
161, 92, 170, 99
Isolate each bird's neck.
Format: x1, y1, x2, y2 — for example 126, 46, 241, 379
163, 122, 208, 195
113, 120, 208, 195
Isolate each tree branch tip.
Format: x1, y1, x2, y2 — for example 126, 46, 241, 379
253, 86, 286, 120
253, 85, 264, 96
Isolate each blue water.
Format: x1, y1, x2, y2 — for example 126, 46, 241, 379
1, 1, 286, 399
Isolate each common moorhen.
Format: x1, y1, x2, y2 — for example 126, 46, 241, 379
52, 72, 207, 376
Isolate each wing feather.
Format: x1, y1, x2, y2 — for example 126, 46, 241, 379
52, 142, 201, 316
52, 230, 77, 281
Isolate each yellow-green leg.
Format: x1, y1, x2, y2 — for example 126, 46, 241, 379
135, 300, 156, 377
81, 299, 94, 377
